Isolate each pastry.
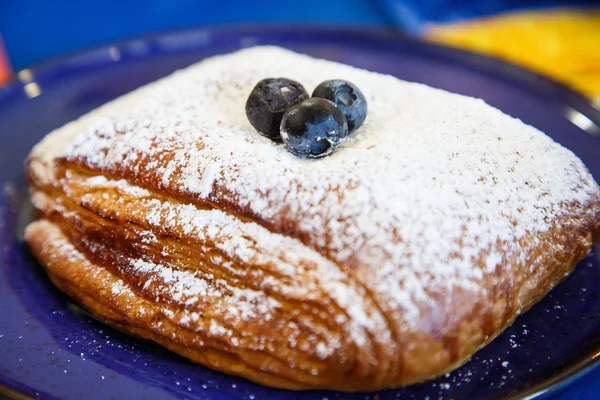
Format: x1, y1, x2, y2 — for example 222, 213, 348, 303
25, 46, 600, 391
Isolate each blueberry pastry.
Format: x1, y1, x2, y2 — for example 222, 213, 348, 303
25, 46, 600, 391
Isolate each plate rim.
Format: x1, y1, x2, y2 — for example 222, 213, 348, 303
1, 23, 600, 128
1, 23, 599, 400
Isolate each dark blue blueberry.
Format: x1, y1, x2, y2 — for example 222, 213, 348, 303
280, 98, 348, 158
312, 79, 367, 133
245, 78, 309, 140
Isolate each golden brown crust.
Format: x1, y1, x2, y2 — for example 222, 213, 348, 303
24, 161, 600, 391
23, 46, 600, 391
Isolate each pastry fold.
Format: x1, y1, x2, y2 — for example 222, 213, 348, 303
25, 46, 600, 391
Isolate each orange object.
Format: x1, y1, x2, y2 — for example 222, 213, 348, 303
426, 9, 600, 99
0, 35, 12, 85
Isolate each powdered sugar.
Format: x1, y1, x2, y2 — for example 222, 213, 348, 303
127, 258, 280, 322
34, 46, 600, 331
111, 280, 126, 296
82, 175, 151, 197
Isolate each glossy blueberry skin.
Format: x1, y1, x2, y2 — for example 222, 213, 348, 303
280, 98, 348, 158
245, 78, 309, 140
312, 79, 367, 133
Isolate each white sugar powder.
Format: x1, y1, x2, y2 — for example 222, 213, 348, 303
29, 46, 600, 334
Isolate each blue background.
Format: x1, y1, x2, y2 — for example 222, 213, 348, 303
1, 1, 600, 398
0, 0, 385, 70
2, 0, 599, 70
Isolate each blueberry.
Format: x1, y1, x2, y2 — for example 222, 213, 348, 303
245, 78, 309, 140
280, 98, 348, 158
312, 79, 367, 133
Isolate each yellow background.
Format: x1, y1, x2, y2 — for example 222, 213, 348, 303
427, 9, 600, 100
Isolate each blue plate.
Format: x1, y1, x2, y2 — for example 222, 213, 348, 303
1, 26, 600, 400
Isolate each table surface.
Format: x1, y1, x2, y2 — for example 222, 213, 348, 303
1, 2, 599, 399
